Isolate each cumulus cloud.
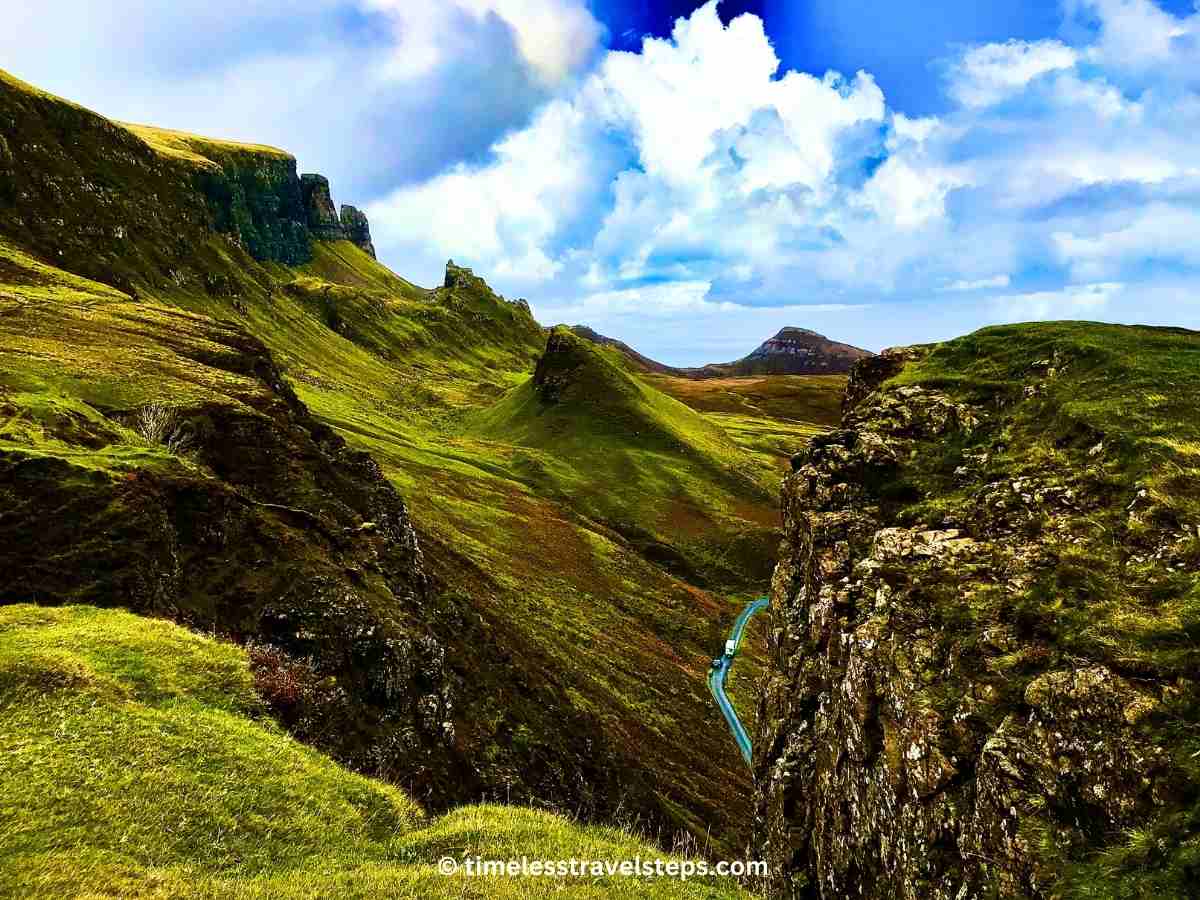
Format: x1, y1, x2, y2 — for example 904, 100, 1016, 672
1052, 206, 1200, 280
948, 39, 1078, 108
365, 0, 1200, 358
371, 1, 894, 292
0, 0, 604, 198
1066, 0, 1199, 72
988, 283, 1124, 322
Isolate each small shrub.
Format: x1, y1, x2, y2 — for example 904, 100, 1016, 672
133, 402, 192, 454
245, 641, 354, 748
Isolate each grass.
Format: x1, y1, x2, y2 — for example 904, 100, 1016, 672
122, 123, 293, 169
0, 605, 752, 899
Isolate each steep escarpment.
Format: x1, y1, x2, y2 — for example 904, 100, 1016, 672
755, 323, 1200, 898
0, 68, 374, 290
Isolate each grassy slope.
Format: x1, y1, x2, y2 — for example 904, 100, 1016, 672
121, 122, 293, 168
0, 604, 749, 900
0, 241, 267, 465
236, 248, 781, 846
643, 373, 843, 471
468, 328, 779, 581
885, 322, 1200, 894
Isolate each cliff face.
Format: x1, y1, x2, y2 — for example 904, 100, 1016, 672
198, 152, 311, 265
755, 325, 1200, 898
0, 69, 375, 288
300, 173, 343, 241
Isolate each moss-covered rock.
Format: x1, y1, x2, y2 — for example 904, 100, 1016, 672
754, 324, 1200, 898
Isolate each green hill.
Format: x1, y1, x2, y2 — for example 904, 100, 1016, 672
469, 327, 775, 584
0, 604, 751, 899
0, 67, 837, 857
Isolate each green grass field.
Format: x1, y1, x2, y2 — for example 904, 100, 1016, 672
0, 605, 752, 899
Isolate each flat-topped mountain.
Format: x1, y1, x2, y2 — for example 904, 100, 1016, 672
694, 326, 872, 376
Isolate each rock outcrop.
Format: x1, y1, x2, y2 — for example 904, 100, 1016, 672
0, 317, 473, 801
197, 153, 312, 265
301, 173, 345, 241
444, 259, 486, 291
754, 332, 1200, 898
340, 203, 376, 257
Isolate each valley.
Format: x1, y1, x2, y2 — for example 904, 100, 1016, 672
0, 64, 840, 885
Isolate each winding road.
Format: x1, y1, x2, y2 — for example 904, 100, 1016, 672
707, 596, 770, 766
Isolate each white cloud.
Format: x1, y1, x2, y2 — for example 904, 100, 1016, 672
948, 39, 1078, 108
861, 156, 967, 227
944, 275, 1011, 292
1052, 206, 1200, 280
366, 0, 602, 86
371, 0, 892, 289
988, 283, 1124, 322
1068, 0, 1197, 70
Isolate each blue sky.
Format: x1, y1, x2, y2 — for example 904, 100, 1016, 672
3, 0, 1199, 363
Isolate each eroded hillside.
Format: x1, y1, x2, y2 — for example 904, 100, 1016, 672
755, 323, 1200, 898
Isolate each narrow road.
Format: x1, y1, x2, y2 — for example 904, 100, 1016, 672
707, 596, 770, 766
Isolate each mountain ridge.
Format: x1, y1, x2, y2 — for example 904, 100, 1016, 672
569, 324, 873, 379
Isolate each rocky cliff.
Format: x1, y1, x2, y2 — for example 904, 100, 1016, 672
300, 173, 344, 242
0, 68, 375, 288
755, 324, 1200, 898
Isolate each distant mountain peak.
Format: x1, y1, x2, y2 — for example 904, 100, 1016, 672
567, 323, 873, 378
736, 328, 873, 373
